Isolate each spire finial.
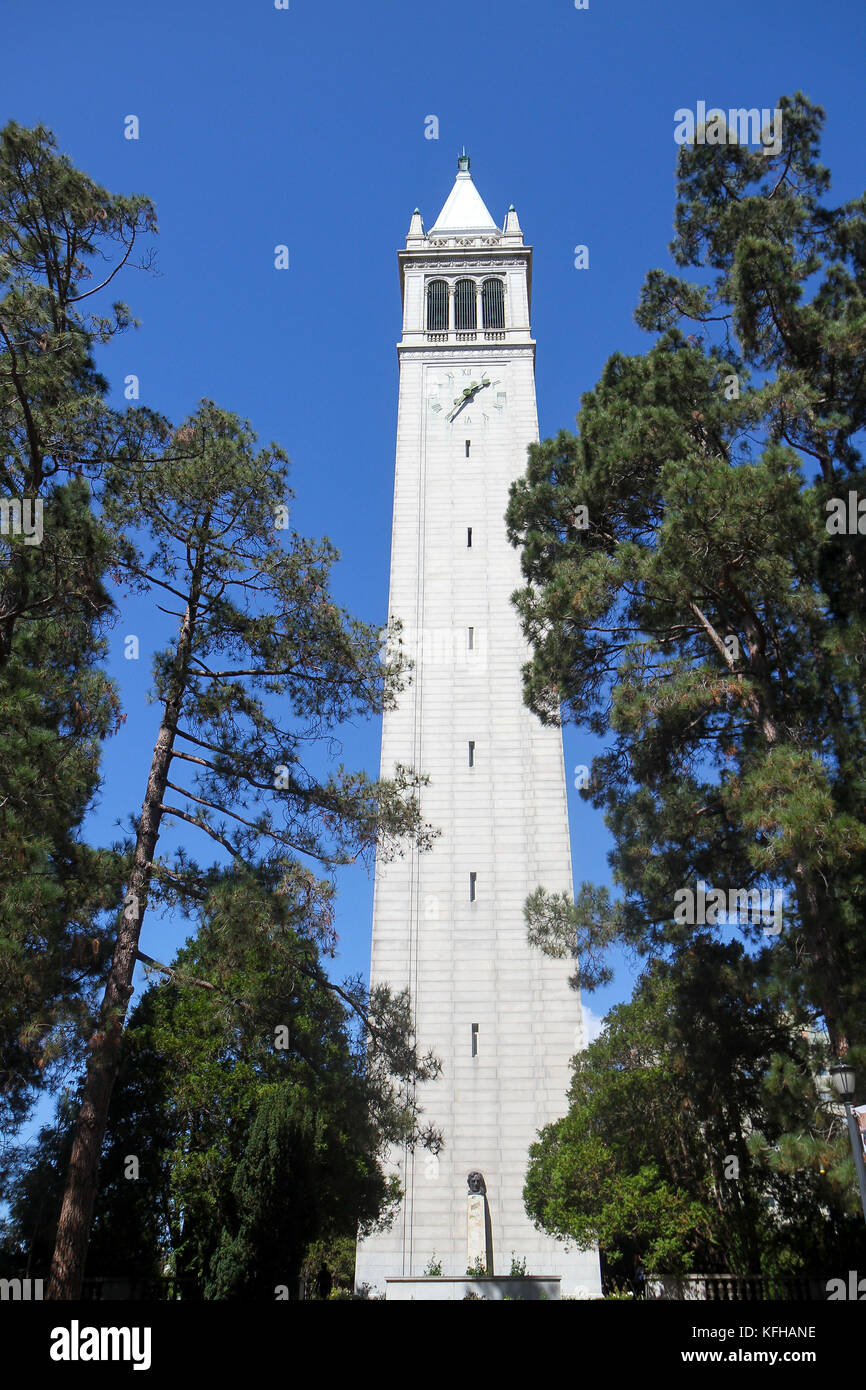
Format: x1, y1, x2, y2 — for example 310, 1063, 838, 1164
457, 148, 470, 173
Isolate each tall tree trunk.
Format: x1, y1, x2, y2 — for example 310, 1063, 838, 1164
47, 557, 203, 1299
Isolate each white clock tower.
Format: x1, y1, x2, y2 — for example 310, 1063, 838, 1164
355, 155, 601, 1298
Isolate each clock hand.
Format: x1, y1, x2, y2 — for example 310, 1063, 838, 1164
447, 378, 491, 421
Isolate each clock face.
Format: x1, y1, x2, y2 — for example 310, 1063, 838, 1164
426, 371, 506, 420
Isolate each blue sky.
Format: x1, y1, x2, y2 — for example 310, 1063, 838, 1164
4, 0, 865, 1077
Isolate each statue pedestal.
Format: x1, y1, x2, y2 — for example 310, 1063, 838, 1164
467, 1193, 486, 1269
467, 1191, 493, 1273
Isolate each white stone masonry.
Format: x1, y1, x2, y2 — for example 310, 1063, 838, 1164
355, 159, 602, 1298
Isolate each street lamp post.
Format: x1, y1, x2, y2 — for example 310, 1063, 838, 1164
829, 1062, 866, 1226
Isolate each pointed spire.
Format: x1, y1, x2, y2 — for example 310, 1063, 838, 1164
429, 151, 498, 235
503, 203, 523, 241
406, 207, 425, 243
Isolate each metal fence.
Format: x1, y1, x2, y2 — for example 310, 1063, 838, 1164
646, 1273, 826, 1301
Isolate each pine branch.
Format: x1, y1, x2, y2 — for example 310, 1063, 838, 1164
134, 949, 251, 1013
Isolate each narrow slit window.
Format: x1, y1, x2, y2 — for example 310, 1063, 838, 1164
465, 439, 471, 458
468, 740, 475, 767
468, 627, 474, 650
455, 278, 477, 330
426, 279, 449, 332
482, 278, 505, 330
471, 1023, 479, 1057
469, 872, 477, 902
467, 526, 472, 547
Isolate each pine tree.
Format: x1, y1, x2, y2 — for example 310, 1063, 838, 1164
0, 480, 124, 1139
506, 93, 866, 1060
48, 400, 436, 1298
0, 122, 159, 1141
0, 120, 159, 663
